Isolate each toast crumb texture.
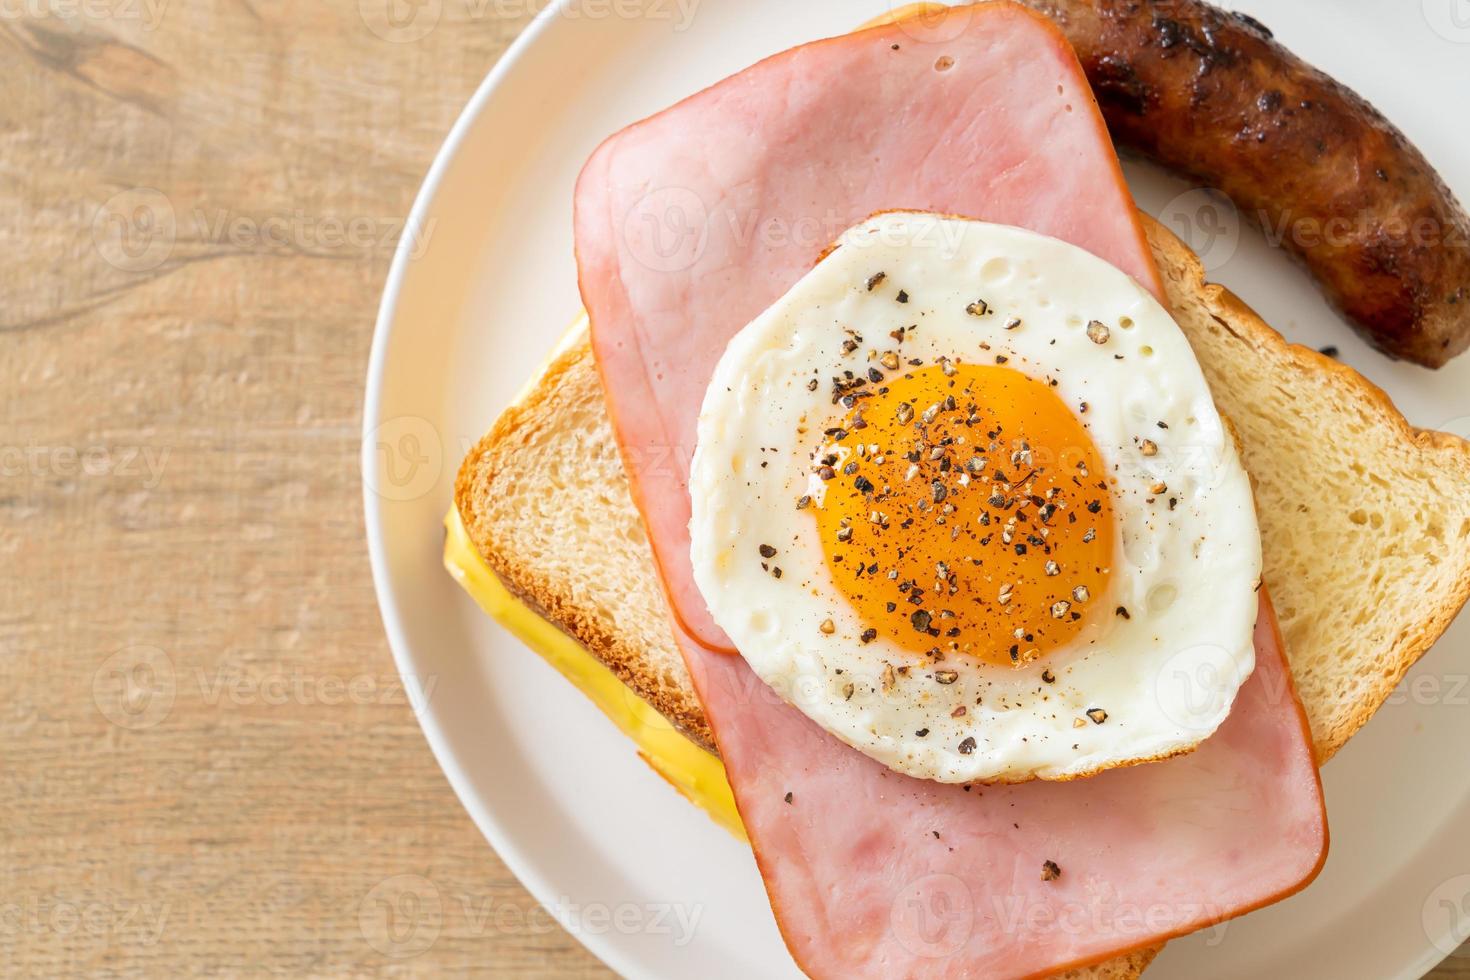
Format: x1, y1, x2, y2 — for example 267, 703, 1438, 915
1145, 215, 1470, 760
1056, 947, 1159, 980
455, 335, 716, 753
454, 217, 1470, 980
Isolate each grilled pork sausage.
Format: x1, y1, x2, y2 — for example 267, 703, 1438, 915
1016, 0, 1470, 367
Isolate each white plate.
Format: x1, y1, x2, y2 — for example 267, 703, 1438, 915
363, 2, 1470, 976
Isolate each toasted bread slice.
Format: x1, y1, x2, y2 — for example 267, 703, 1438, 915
452, 216, 1470, 979
456, 320, 717, 753
1148, 221, 1470, 758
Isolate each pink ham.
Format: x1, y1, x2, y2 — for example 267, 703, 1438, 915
573, 4, 1328, 975
677, 597, 1326, 978
575, 2, 1162, 651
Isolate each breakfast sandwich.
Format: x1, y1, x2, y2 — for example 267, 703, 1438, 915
446, 3, 1470, 976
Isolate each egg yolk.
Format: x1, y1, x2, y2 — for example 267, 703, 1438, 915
811, 360, 1115, 668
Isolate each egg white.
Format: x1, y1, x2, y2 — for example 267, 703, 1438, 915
688, 213, 1262, 784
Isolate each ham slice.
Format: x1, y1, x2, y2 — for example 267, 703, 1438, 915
575, 2, 1162, 651
574, 4, 1328, 975
677, 597, 1326, 978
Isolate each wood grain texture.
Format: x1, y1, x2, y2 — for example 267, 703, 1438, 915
0, 2, 1465, 977
0, 2, 607, 976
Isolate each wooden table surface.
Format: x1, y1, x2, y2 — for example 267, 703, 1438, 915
1, 2, 1465, 977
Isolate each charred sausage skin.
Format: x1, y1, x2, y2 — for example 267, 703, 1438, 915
1016, 0, 1470, 367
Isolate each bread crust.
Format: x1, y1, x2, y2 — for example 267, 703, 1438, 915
454, 338, 717, 754
1142, 213, 1470, 759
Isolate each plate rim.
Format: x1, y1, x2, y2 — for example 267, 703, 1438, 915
359, 3, 665, 978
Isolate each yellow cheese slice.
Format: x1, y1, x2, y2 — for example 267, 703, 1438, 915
443, 509, 746, 840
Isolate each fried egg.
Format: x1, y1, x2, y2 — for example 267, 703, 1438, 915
688, 212, 1261, 784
